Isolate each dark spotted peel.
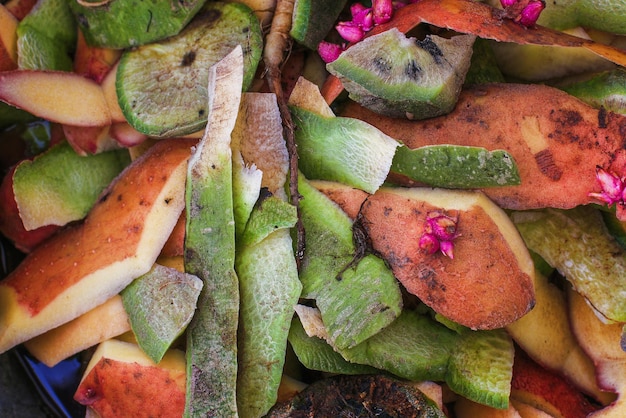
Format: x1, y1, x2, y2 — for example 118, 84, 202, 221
115, 2, 262, 139
267, 374, 446, 417
327, 28, 475, 120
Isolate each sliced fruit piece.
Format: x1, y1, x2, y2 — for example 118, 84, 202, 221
289, 76, 335, 117
73, 30, 121, 84
391, 144, 520, 189
267, 374, 446, 417
0, 4, 18, 71
0, 70, 112, 126
454, 397, 522, 418
4, 0, 37, 20
505, 269, 611, 403
463, 36, 506, 86
108, 122, 148, 148
290, 105, 399, 194
16, 0, 76, 71
67, 0, 206, 49
510, 347, 601, 418
73, 339, 186, 417
0, 165, 60, 253
558, 68, 626, 115
298, 175, 403, 350
116, 1, 263, 138
512, 206, 626, 323
342, 82, 626, 211
183, 46, 243, 417
327, 28, 475, 120
232, 92, 289, 198
62, 124, 119, 156
0, 137, 195, 354
290, 0, 348, 50
568, 287, 626, 416
317, 182, 535, 330
488, 27, 616, 82
530, 0, 626, 35
121, 264, 202, 364
446, 329, 514, 409
100, 62, 125, 123
24, 295, 130, 367
12, 140, 130, 230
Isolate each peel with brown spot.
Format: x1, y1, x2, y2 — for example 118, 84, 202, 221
342, 83, 626, 210
0, 137, 196, 354
314, 182, 535, 330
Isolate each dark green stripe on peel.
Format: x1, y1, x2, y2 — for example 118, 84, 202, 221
391, 144, 520, 188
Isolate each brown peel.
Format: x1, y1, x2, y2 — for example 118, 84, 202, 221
314, 182, 535, 330
0, 138, 196, 354
342, 83, 626, 211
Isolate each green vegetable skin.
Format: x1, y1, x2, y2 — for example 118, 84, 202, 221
235, 197, 301, 418
183, 48, 243, 417
13, 141, 130, 229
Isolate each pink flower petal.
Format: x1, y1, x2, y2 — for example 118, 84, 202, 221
518, 0, 545, 27
373, 0, 394, 25
439, 240, 455, 259
419, 233, 440, 255
318, 41, 343, 63
336, 21, 365, 43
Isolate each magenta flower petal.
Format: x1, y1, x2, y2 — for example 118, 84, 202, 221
336, 21, 365, 43
419, 233, 440, 255
318, 41, 343, 63
426, 214, 459, 241
518, 0, 545, 27
439, 240, 455, 259
373, 0, 393, 25
350, 3, 369, 19
500, 0, 518, 7
353, 8, 374, 31
590, 167, 624, 205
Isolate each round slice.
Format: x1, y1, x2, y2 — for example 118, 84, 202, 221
327, 28, 475, 120
68, 0, 206, 49
116, 2, 263, 139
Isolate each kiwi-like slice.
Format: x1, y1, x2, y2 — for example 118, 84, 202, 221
327, 28, 475, 120
116, 2, 262, 138
68, 0, 206, 49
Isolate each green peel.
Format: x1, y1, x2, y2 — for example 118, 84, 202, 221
298, 174, 403, 350
391, 144, 520, 188
291, 106, 399, 194
512, 206, 626, 323
13, 141, 130, 230
121, 264, 202, 364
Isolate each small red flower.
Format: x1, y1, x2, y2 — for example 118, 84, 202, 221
518, 0, 545, 27
318, 41, 344, 63
373, 0, 394, 25
419, 212, 460, 259
589, 166, 625, 206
